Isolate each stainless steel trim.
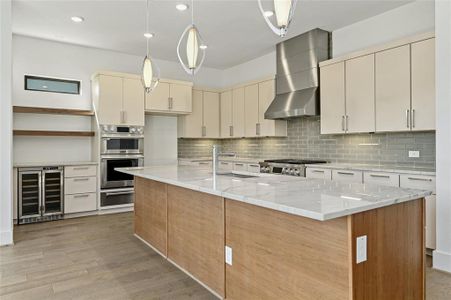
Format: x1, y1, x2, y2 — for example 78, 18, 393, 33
406, 109, 410, 128
407, 177, 433, 182
337, 171, 355, 176
369, 174, 390, 178
101, 137, 144, 155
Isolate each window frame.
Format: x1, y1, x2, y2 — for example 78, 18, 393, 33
24, 74, 81, 95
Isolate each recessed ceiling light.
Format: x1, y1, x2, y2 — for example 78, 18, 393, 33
176, 3, 188, 11
199, 44, 208, 50
144, 32, 154, 39
71, 16, 85, 23
264, 10, 274, 17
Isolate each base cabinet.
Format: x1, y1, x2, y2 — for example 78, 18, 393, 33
64, 165, 97, 214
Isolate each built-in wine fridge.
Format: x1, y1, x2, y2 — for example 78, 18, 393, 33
18, 166, 64, 224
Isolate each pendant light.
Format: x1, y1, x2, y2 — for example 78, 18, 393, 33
177, 0, 206, 75
258, 0, 297, 37
142, 0, 160, 93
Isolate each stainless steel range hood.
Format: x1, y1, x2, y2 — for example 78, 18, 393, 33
265, 28, 331, 119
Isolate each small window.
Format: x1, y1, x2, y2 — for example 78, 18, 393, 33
24, 75, 81, 95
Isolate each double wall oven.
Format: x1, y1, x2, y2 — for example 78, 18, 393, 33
100, 125, 144, 208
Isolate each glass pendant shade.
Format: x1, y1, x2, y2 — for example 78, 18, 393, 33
142, 56, 153, 92
177, 24, 206, 75
186, 27, 199, 69
258, 0, 297, 37
274, 0, 292, 27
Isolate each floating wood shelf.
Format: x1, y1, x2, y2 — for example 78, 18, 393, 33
13, 106, 94, 116
13, 130, 95, 137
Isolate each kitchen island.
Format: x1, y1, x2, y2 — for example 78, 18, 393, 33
118, 164, 432, 300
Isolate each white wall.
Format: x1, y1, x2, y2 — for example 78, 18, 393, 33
433, 0, 451, 274
144, 115, 178, 165
0, 0, 13, 246
12, 35, 224, 164
222, 51, 276, 88
332, 1, 435, 57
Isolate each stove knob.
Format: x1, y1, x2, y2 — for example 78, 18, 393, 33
130, 127, 136, 133
294, 169, 301, 176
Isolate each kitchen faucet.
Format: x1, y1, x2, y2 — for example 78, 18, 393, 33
212, 145, 236, 175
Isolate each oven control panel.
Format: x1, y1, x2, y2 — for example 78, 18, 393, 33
101, 125, 144, 136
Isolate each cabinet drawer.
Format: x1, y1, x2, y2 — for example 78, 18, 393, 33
64, 193, 97, 214
218, 161, 233, 171
306, 168, 332, 180
400, 174, 436, 193
364, 172, 399, 187
65, 176, 97, 195
332, 170, 363, 183
247, 164, 261, 173
65, 165, 97, 178
233, 162, 247, 171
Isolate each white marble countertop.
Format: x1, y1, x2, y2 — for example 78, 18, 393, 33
117, 164, 432, 221
179, 157, 266, 164
305, 163, 436, 176
14, 161, 98, 168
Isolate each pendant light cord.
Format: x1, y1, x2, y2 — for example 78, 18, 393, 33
191, 0, 194, 25
146, 0, 150, 56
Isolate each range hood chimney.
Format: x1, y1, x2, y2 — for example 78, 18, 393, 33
265, 28, 331, 119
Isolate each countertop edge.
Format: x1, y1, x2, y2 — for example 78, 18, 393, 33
305, 163, 436, 176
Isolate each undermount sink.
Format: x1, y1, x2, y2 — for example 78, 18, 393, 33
217, 172, 259, 179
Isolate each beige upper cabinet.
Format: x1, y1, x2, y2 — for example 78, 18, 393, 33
122, 77, 145, 126
375, 45, 411, 132
178, 89, 220, 138
232, 87, 245, 137
146, 82, 170, 111
220, 90, 233, 138
244, 84, 259, 137
258, 80, 287, 136
411, 38, 435, 131
95, 74, 123, 125
93, 73, 144, 126
203, 91, 220, 138
320, 62, 346, 134
345, 54, 375, 133
145, 80, 193, 114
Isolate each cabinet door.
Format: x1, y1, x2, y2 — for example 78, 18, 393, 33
320, 62, 346, 134
375, 45, 411, 132
146, 82, 170, 111
180, 90, 203, 138
345, 54, 375, 133
122, 77, 145, 126
203, 91, 220, 138
98, 75, 122, 125
232, 87, 245, 137
244, 84, 259, 137
220, 91, 233, 138
170, 84, 192, 113
411, 38, 435, 131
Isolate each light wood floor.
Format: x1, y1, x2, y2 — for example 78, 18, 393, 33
0, 213, 216, 300
1, 213, 451, 300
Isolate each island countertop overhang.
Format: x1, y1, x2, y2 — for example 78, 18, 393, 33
117, 164, 432, 221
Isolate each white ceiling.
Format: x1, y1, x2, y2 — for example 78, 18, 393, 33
12, 0, 412, 69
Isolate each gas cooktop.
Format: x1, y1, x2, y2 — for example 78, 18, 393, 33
260, 159, 328, 176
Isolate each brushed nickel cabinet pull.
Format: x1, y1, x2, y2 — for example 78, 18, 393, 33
312, 170, 325, 173
337, 171, 354, 176
412, 109, 415, 128
345, 115, 349, 131
406, 109, 410, 128
73, 167, 89, 170
229, 125, 233, 137
370, 174, 390, 178
407, 177, 432, 182
74, 194, 90, 198
73, 178, 90, 182
202, 126, 206, 137
342, 116, 345, 131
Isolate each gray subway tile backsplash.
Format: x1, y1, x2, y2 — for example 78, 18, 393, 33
178, 117, 435, 169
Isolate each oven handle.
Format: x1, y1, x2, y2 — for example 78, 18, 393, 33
100, 155, 144, 159
105, 191, 134, 197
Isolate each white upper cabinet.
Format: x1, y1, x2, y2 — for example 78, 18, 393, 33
178, 89, 220, 138
375, 45, 411, 132
145, 79, 193, 114
232, 87, 246, 138
345, 54, 375, 133
220, 90, 233, 138
258, 80, 287, 137
411, 38, 435, 131
320, 32, 435, 134
92, 72, 144, 126
203, 91, 220, 138
244, 84, 259, 137
320, 62, 346, 134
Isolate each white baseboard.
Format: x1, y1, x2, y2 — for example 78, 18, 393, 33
0, 230, 13, 246
433, 249, 451, 273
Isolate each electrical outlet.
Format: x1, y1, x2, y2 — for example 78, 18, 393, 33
409, 150, 420, 158
356, 235, 367, 264
225, 246, 233, 266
